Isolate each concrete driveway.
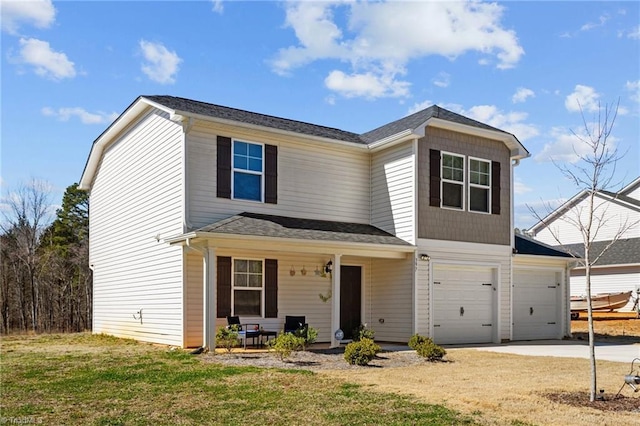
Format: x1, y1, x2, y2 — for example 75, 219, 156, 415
448, 340, 640, 363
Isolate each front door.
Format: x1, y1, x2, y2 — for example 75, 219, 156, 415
340, 265, 362, 339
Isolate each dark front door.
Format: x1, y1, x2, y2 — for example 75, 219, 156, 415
340, 265, 362, 339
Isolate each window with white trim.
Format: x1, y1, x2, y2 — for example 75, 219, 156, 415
468, 157, 491, 213
232, 259, 263, 316
441, 152, 465, 209
233, 140, 263, 201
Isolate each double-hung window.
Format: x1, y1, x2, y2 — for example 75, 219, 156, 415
441, 152, 465, 209
468, 157, 491, 213
233, 140, 263, 201
232, 259, 263, 316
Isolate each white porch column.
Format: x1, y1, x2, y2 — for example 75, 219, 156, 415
203, 247, 216, 350
330, 254, 342, 348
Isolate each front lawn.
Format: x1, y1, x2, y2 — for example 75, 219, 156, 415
1, 333, 475, 425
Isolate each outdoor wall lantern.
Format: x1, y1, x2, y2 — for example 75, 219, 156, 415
420, 253, 430, 261
324, 260, 333, 274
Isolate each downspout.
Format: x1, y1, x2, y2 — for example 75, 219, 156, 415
509, 158, 520, 341
185, 237, 216, 351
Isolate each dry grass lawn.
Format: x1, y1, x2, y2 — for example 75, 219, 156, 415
321, 349, 639, 426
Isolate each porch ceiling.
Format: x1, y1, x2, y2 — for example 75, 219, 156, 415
167, 212, 415, 259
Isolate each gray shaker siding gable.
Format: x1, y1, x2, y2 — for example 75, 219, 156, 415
418, 127, 511, 245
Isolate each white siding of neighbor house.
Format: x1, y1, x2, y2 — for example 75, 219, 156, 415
367, 257, 414, 342
417, 239, 512, 341
570, 267, 640, 312
371, 141, 416, 244
186, 121, 370, 228
535, 194, 640, 245
90, 108, 184, 346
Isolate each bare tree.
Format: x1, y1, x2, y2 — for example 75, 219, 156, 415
1, 179, 53, 332
528, 100, 638, 402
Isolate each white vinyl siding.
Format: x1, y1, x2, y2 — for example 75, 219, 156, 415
367, 257, 414, 342
535, 194, 640, 245
184, 250, 203, 348
371, 141, 416, 244
90, 108, 184, 346
186, 122, 370, 228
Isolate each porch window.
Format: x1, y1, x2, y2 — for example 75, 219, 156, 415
233, 259, 263, 316
469, 157, 491, 213
441, 152, 465, 209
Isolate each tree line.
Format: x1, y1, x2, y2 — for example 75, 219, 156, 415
1, 181, 91, 334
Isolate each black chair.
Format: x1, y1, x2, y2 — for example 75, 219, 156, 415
284, 315, 308, 339
227, 316, 260, 349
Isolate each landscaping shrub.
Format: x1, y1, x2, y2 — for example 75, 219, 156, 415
216, 325, 239, 352
268, 332, 305, 361
300, 326, 318, 350
352, 323, 375, 342
343, 338, 380, 366
408, 333, 429, 350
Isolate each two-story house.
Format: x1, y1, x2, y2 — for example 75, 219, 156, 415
79, 95, 574, 349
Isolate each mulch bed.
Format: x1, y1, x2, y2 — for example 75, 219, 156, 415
545, 391, 640, 412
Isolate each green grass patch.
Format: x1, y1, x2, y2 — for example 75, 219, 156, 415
1, 333, 478, 425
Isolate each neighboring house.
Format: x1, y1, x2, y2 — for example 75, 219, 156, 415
530, 178, 640, 311
79, 95, 573, 349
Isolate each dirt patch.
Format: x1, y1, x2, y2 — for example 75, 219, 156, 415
545, 391, 640, 412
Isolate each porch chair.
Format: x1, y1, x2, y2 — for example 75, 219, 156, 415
284, 315, 308, 340
227, 316, 260, 349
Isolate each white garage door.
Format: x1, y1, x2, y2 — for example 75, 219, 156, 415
513, 269, 560, 340
433, 265, 495, 345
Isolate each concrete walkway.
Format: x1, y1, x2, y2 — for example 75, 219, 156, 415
448, 340, 640, 363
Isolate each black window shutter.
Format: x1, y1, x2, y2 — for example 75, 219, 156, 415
217, 136, 231, 199
265, 144, 278, 204
491, 161, 501, 215
429, 149, 441, 207
264, 259, 278, 318
216, 256, 232, 318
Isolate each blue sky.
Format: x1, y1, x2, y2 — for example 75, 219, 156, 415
1, 0, 638, 229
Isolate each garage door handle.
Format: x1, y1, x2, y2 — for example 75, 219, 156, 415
530, 307, 534, 316
460, 307, 464, 316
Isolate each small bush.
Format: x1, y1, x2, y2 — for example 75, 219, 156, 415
352, 323, 375, 342
215, 325, 239, 352
343, 338, 380, 366
268, 332, 305, 361
300, 326, 318, 350
415, 340, 446, 362
408, 334, 429, 350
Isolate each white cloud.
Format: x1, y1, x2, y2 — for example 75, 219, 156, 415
447, 104, 539, 141
512, 87, 535, 103
534, 126, 618, 163
42, 107, 118, 124
627, 26, 640, 39
432, 72, 450, 88
324, 70, 410, 99
16, 37, 75, 80
408, 100, 434, 115
139, 40, 182, 84
514, 179, 533, 195
211, 0, 223, 14
565, 84, 600, 113
626, 80, 640, 103
1, 0, 55, 34
580, 14, 610, 32
272, 1, 523, 99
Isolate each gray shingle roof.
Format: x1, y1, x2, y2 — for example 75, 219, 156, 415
560, 238, 640, 266
359, 105, 512, 143
515, 234, 574, 258
144, 95, 366, 144
143, 95, 512, 146
195, 212, 413, 246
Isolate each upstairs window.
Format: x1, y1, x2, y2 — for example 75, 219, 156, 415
233, 141, 263, 201
441, 153, 465, 209
469, 158, 491, 213
233, 259, 263, 316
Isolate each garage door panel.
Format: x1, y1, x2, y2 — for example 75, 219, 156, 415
513, 269, 560, 341
433, 266, 495, 345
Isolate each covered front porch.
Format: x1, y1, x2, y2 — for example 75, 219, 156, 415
166, 212, 416, 349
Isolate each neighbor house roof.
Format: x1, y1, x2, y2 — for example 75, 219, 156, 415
514, 234, 574, 258
190, 212, 413, 247
560, 237, 640, 267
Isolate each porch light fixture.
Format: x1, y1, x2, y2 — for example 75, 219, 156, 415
324, 260, 333, 274
420, 254, 430, 261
